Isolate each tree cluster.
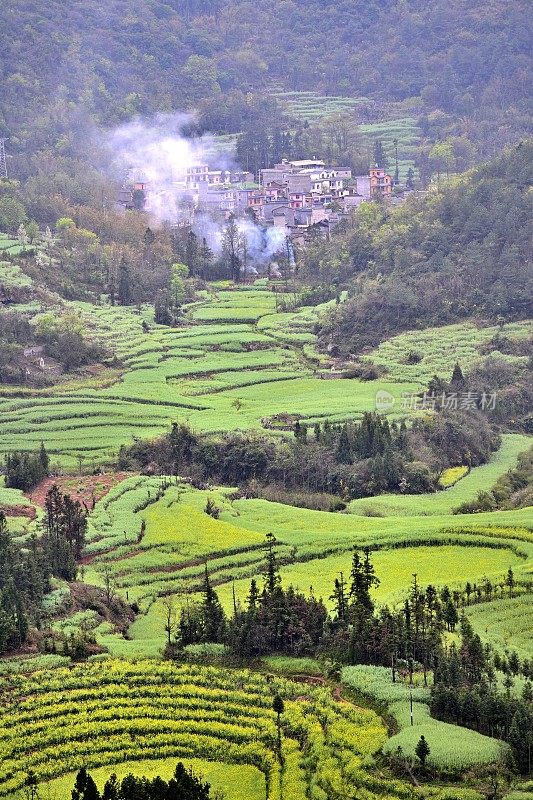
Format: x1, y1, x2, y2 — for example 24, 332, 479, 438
119, 408, 496, 504
5, 443, 49, 491
0, 511, 50, 654
432, 620, 533, 773
70, 763, 212, 800
43, 484, 88, 580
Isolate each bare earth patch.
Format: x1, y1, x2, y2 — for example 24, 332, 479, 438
26, 472, 134, 510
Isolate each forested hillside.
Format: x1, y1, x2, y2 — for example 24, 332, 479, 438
1, 0, 531, 158
317, 142, 533, 353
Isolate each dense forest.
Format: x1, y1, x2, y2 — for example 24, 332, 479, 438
0, 0, 531, 164
316, 143, 533, 353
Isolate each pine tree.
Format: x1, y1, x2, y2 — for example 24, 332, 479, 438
247, 578, 259, 612
506, 567, 515, 598
272, 694, 285, 759
222, 214, 241, 283
373, 139, 388, 169
415, 735, 430, 767
336, 425, 351, 464
39, 441, 49, 474
450, 362, 466, 391
185, 230, 199, 276
200, 563, 225, 642
198, 237, 213, 280
330, 573, 347, 623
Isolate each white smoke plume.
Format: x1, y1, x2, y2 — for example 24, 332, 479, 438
108, 113, 289, 269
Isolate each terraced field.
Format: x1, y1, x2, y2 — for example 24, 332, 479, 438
359, 117, 420, 181
270, 91, 367, 121
42, 759, 265, 800
466, 595, 533, 661
348, 433, 531, 517
2, 285, 529, 470
0, 287, 419, 466
1, 659, 394, 800
74, 460, 533, 658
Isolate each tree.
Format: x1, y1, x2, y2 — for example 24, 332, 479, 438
161, 596, 177, 646
117, 256, 132, 305
450, 362, 466, 392
204, 497, 220, 519
39, 441, 49, 473
415, 735, 430, 768
198, 237, 213, 279
185, 231, 199, 276
263, 533, 280, 595
272, 694, 285, 758
506, 567, 515, 599
406, 168, 415, 190
222, 215, 241, 283
200, 564, 225, 642
373, 140, 388, 170
0, 196, 26, 233
72, 768, 100, 800
509, 705, 533, 773
24, 771, 39, 800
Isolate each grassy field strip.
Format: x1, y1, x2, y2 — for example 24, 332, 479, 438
80, 468, 532, 657
466, 595, 533, 662
37, 758, 265, 800
365, 320, 532, 386
2, 287, 528, 466
348, 434, 531, 516
341, 665, 505, 770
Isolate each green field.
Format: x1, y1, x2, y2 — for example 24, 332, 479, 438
348, 433, 531, 517
466, 595, 533, 661
40, 758, 265, 800
75, 460, 533, 659
342, 665, 506, 770
271, 90, 367, 122
0, 288, 419, 466
1, 286, 529, 470
359, 117, 420, 181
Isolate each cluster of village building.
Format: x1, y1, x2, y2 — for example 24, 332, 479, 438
120, 159, 403, 239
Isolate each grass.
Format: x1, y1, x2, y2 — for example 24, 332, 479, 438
78, 467, 533, 657
261, 656, 323, 676
270, 91, 367, 122
342, 665, 506, 770
439, 466, 469, 488
364, 320, 532, 387
219, 544, 525, 612
465, 595, 533, 661
0, 260, 32, 287
0, 293, 419, 468
1, 287, 527, 470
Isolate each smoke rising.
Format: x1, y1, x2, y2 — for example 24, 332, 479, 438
108, 114, 288, 268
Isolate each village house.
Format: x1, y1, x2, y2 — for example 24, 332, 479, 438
369, 166, 392, 199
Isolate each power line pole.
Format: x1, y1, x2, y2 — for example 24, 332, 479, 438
0, 139, 7, 180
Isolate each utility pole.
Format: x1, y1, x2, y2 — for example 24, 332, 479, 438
0, 139, 8, 180
394, 138, 399, 186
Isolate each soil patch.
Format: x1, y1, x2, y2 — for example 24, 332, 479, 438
26, 472, 133, 510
